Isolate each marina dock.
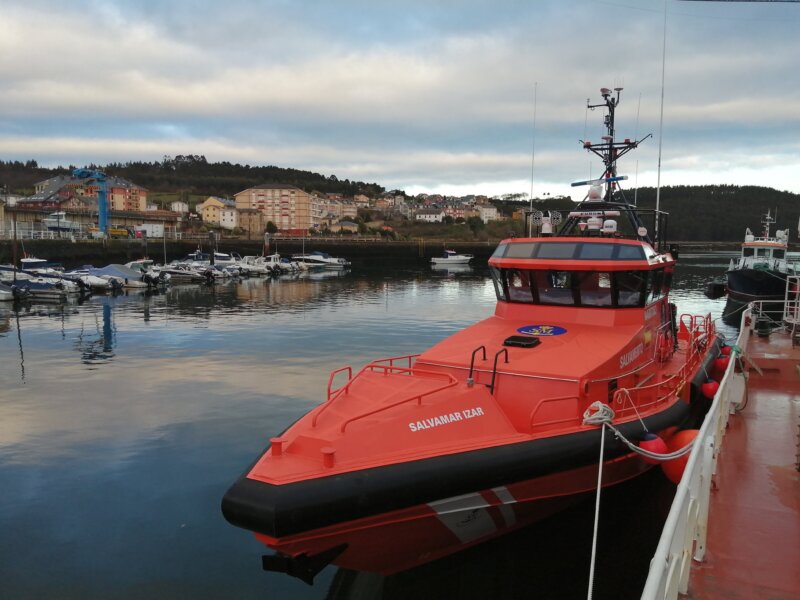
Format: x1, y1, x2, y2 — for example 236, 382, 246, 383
643, 300, 800, 599
687, 326, 800, 599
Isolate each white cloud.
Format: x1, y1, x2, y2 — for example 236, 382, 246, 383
1, 0, 799, 196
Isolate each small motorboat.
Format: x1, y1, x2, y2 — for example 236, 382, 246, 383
222, 87, 720, 581
42, 211, 81, 232
85, 264, 161, 289
291, 251, 351, 270
431, 249, 474, 265
725, 211, 799, 301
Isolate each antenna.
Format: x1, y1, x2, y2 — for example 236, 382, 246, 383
528, 81, 538, 237
655, 0, 668, 244
634, 92, 642, 206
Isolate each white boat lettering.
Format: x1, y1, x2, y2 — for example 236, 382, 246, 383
619, 343, 644, 369
408, 407, 484, 432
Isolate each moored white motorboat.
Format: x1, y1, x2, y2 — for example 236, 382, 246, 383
430, 249, 474, 265
64, 268, 114, 292
42, 211, 81, 232
239, 256, 273, 276
291, 251, 351, 270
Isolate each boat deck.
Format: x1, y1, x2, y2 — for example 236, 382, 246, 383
687, 327, 800, 599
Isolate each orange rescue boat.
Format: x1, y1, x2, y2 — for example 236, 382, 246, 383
221, 88, 719, 583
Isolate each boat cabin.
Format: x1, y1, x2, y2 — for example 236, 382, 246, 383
489, 238, 673, 309
740, 234, 787, 261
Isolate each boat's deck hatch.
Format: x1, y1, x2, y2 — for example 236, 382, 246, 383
503, 335, 542, 348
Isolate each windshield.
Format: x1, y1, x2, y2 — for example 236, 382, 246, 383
491, 267, 662, 308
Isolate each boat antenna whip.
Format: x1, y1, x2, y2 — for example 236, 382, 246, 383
528, 81, 538, 237
655, 0, 668, 242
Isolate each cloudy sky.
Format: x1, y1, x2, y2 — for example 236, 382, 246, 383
1, 0, 798, 198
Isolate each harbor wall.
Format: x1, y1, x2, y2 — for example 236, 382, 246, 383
0, 238, 497, 268
0, 238, 756, 268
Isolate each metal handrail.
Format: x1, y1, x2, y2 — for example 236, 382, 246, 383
312, 354, 420, 427
488, 348, 509, 394
339, 367, 457, 433
468, 345, 487, 385
326, 366, 353, 401
641, 311, 746, 599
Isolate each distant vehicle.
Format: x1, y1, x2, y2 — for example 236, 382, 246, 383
87, 226, 134, 239
135, 223, 165, 238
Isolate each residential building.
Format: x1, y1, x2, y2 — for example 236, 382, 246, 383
170, 201, 189, 214
444, 206, 466, 220
220, 207, 239, 231
29, 174, 147, 212
197, 196, 235, 226
238, 208, 266, 238
478, 204, 499, 224
330, 220, 358, 233
353, 194, 370, 207
415, 208, 446, 223
108, 179, 147, 212
234, 184, 323, 234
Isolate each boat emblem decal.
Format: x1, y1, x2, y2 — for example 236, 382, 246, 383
517, 324, 567, 336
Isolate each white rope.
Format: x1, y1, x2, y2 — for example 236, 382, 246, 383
586, 422, 605, 600
581, 399, 700, 599
582, 401, 696, 462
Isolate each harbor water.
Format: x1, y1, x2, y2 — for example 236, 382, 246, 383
0, 252, 741, 599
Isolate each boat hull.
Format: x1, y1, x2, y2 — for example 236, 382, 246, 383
726, 268, 787, 301
250, 452, 652, 575
223, 397, 691, 575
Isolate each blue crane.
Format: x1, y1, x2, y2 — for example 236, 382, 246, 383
72, 168, 108, 236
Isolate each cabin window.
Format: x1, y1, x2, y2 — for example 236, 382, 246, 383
647, 268, 665, 304
489, 267, 507, 301
742, 247, 754, 257
537, 243, 579, 260
617, 245, 646, 260
575, 271, 613, 307
774, 249, 785, 259
661, 271, 673, 296
506, 269, 534, 303
577, 243, 615, 260
534, 270, 575, 305
756, 248, 768, 257
492, 244, 509, 259
617, 270, 648, 307
505, 242, 538, 258
493, 268, 649, 308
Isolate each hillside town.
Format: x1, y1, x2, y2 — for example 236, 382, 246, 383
0, 173, 507, 239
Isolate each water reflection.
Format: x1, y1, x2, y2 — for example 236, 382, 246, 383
74, 303, 116, 365
431, 264, 474, 276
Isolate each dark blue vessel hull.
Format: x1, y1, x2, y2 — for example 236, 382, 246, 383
726, 268, 787, 301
